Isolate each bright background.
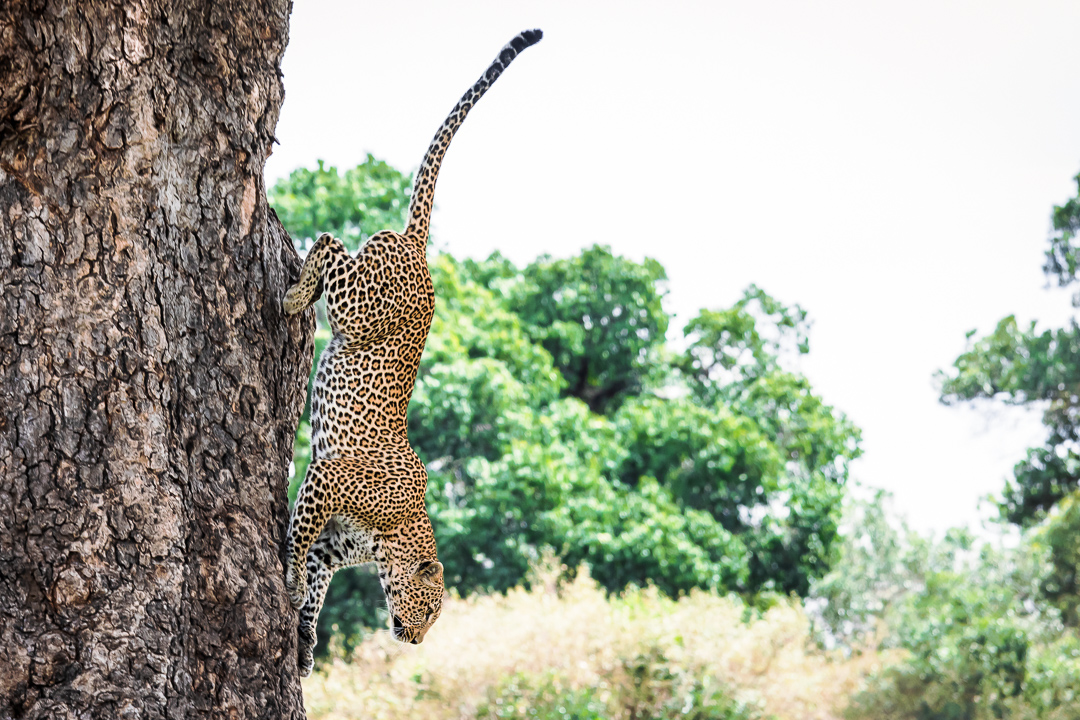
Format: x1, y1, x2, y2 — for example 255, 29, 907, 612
265, 0, 1080, 534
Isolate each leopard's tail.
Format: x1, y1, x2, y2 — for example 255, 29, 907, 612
404, 29, 543, 248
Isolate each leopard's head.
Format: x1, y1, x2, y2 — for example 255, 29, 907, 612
384, 559, 444, 644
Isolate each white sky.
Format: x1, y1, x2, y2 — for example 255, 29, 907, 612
266, 0, 1080, 534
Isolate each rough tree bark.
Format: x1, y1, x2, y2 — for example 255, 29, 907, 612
0, 1, 314, 718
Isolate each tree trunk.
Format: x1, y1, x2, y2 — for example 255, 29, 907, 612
0, 1, 313, 718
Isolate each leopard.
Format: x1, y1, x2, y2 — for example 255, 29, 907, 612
281, 28, 543, 677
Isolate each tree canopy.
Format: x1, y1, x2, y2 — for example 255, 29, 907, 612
940, 171, 1080, 525
269, 155, 412, 252
270, 157, 861, 656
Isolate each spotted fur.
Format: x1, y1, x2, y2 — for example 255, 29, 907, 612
283, 29, 542, 676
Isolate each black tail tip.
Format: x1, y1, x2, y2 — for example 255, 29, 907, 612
511, 29, 543, 51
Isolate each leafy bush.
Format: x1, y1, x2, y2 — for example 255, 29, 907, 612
477, 675, 609, 720
812, 493, 1080, 720
477, 658, 756, 720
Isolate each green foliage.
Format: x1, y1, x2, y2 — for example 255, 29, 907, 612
863, 164, 1080, 715
268, 155, 411, 252
1036, 491, 1080, 628
1020, 633, 1080, 718
269, 157, 860, 662
614, 395, 782, 525
476, 651, 758, 720
1043, 172, 1080, 296
816, 494, 1080, 720
809, 491, 917, 645
673, 288, 860, 596
506, 246, 670, 415
426, 397, 748, 597
478, 675, 608, 720
313, 565, 385, 659
940, 316, 1080, 525
871, 543, 1032, 719
421, 256, 856, 599
679, 284, 810, 398
940, 169, 1080, 525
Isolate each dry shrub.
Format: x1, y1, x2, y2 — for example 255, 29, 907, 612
301, 566, 895, 720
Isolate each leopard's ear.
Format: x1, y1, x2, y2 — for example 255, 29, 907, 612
414, 560, 444, 589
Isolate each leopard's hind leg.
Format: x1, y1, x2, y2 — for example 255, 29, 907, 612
283, 232, 346, 315
297, 546, 333, 677
297, 519, 375, 676
285, 459, 334, 609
